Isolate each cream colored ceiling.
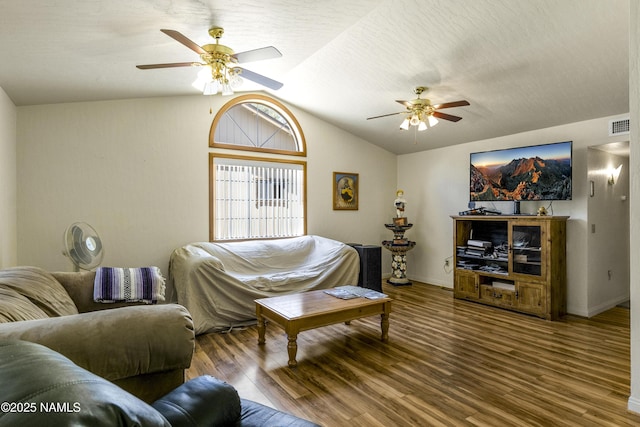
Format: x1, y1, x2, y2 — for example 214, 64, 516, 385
0, 0, 629, 154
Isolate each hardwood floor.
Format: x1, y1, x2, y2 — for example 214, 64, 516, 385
186, 281, 640, 426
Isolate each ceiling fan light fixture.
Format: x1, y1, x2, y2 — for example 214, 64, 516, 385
192, 66, 210, 91
409, 114, 420, 126
418, 121, 428, 131
221, 82, 234, 96
187, 49, 244, 96
229, 68, 244, 89
428, 114, 439, 127
198, 67, 237, 96
399, 118, 410, 130
203, 80, 220, 95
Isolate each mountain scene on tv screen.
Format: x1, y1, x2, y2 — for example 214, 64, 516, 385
470, 156, 571, 201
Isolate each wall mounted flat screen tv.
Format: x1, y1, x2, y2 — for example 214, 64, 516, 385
470, 141, 572, 201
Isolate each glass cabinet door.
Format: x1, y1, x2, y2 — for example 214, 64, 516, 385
511, 224, 543, 277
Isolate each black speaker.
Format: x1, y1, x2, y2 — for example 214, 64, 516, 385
354, 245, 382, 292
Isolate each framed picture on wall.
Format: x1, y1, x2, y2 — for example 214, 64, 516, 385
333, 172, 359, 210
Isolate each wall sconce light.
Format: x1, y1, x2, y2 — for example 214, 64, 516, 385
608, 164, 623, 185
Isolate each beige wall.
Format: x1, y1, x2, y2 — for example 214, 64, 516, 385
0, 87, 17, 268
628, 0, 640, 415
16, 94, 397, 276
397, 115, 627, 317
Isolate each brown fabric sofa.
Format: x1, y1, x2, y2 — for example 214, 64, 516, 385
0, 266, 195, 403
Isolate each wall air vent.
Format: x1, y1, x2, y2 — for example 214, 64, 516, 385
608, 117, 630, 136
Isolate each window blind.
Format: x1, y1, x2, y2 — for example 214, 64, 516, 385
213, 158, 304, 240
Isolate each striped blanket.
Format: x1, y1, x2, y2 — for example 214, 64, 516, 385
94, 267, 165, 304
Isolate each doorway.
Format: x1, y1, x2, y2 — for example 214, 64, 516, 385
586, 141, 630, 315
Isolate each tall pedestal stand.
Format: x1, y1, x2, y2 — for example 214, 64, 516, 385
382, 224, 416, 286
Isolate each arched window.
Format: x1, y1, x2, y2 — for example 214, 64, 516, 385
210, 94, 306, 155
209, 95, 307, 241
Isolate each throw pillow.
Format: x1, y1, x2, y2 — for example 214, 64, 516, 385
0, 287, 49, 322
0, 266, 79, 317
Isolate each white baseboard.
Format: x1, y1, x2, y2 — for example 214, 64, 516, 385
382, 273, 451, 288
628, 395, 640, 415
586, 295, 630, 317
566, 305, 589, 317
405, 274, 452, 289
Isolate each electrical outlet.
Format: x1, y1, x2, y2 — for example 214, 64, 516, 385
445, 259, 450, 267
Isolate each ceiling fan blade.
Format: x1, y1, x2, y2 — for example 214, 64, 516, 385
433, 111, 463, 122
395, 100, 412, 108
160, 29, 206, 55
366, 111, 405, 120
136, 62, 201, 69
433, 100, 470, 109
238, 68, 283, 90
234, 46, 282, 63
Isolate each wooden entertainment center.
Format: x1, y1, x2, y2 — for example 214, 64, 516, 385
452, 215, 568, 320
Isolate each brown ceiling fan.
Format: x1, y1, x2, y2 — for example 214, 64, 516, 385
367, 86, 469, 131
136, 27, 283, 94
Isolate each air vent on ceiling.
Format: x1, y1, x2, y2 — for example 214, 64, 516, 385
609, 117, 630, 136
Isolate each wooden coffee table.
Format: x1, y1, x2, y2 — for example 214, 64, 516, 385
255, 289, 391, 367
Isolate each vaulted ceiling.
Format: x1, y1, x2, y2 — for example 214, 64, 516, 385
0, 0, 630, 154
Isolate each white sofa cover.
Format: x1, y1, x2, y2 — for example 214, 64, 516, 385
169, 235, 359, 334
